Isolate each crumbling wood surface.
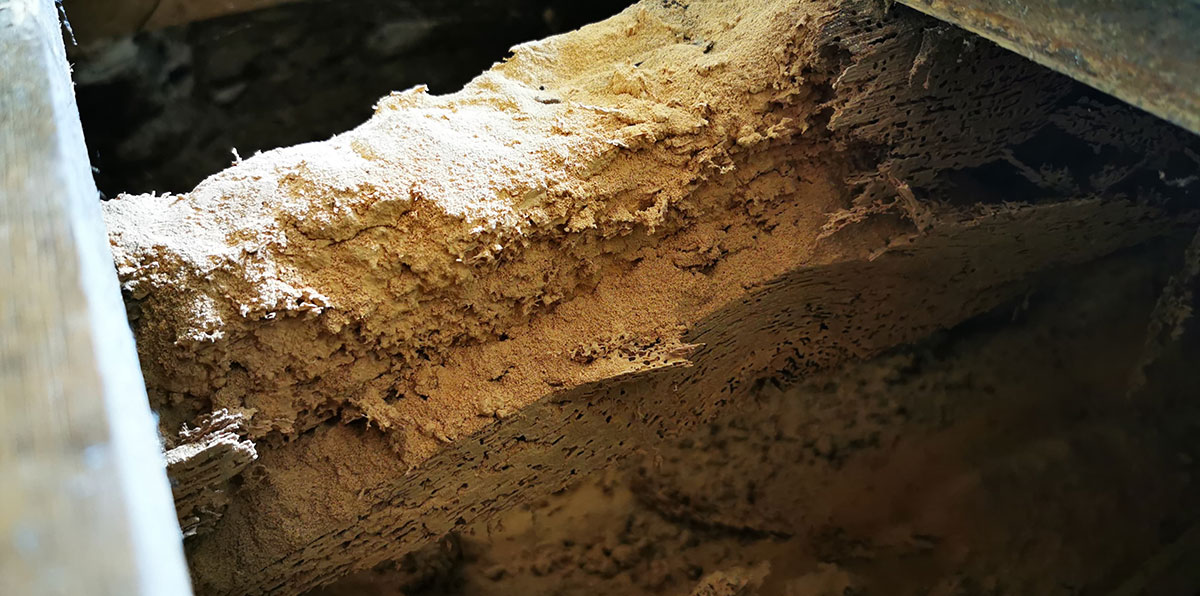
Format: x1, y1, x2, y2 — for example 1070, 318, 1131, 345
166, 410, 258, 539
181, 199, 1175, 595
301, 244, 1200, 595
0, 0, 192, 594
101, 0, 1199, 594
894, 0, 1200, 136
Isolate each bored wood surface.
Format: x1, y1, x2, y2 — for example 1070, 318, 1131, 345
96, 0, 1199, 591
894, 0, 1200, 135
0, 0, 193, 594
165, 410, 257, 539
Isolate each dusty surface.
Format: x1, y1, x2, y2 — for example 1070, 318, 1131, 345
100, 0, 1198, 593
309, 244, 1200, 595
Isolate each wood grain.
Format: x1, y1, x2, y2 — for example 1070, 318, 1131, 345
0, 0, 193, 594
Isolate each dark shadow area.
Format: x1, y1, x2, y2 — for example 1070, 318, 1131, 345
69, 0, 634, 197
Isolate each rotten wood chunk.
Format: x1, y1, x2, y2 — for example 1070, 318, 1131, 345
166, 410, 258, 538
100, 0, 1199, 593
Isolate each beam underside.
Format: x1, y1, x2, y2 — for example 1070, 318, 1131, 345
896, 0, 1200, 136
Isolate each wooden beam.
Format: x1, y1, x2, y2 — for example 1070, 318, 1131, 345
0, 1, 193, 594
894, 0, 1200, 136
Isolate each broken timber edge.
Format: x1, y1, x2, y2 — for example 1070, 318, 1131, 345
0, 1, 192, 595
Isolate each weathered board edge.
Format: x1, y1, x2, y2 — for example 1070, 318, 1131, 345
0, 0, 193, 594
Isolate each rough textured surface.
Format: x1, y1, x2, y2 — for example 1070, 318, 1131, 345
165, 409, 258, 538
101, 0, 1198, 593
687, 565, 770, 596
311, 244, 1200, 596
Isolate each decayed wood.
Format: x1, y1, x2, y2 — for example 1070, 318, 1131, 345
894, 0, 1200, 136
99, 0, 1199, 593
0, 1, 192, 594
183, 199, 1179, 595
165, 410, 257, 539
